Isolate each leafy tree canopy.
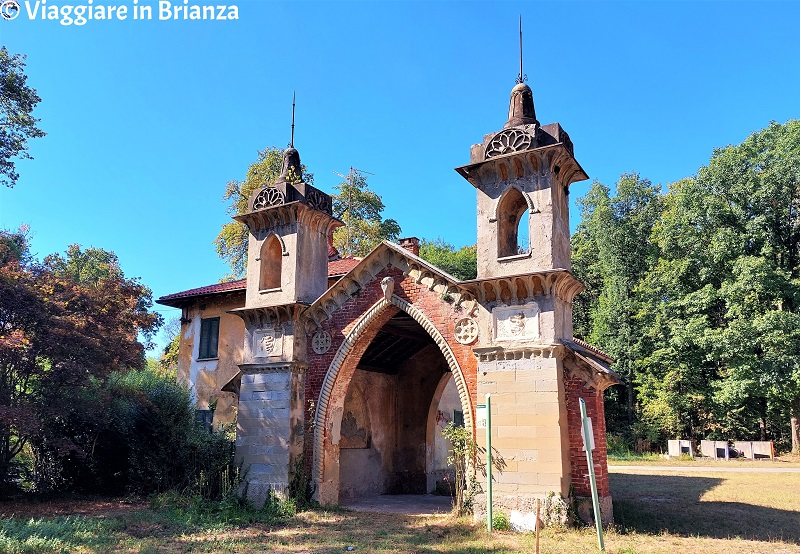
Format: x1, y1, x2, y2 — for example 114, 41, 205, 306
332, 170, 401, 257
0, 47, 45, 188
214, 147, 313, 280
0, 229, 162, 491
574, 120, 800, 453
418, 238, 477, 281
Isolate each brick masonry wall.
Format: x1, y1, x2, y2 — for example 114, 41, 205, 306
303, 266, 479, 475
565, 375, 610, 496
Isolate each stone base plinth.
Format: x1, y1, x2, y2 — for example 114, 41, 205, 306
573, 495, 613, 527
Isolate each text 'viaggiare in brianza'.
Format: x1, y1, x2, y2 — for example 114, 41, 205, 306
1, 0, 240, 25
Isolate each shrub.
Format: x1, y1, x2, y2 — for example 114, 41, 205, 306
28, 367, 235, 498
492, 511, 510, 531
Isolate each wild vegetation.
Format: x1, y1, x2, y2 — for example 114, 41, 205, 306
0, 229, 238, 499
0, 468, 798, 553
0, 47, 46, 189
575, 120, 800, 453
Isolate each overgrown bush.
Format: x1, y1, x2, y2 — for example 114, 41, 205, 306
441, 421, 505, 517
28, 367, 235, 498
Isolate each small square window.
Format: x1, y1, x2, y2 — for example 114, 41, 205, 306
453, 410, 464, 428
198, 317, 219, 359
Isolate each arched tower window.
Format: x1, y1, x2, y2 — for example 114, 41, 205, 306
497, 188, 531, 257
259, 235, 283, 290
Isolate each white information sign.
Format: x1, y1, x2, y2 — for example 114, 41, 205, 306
476, 404, 487, 429
581, 417, 595, 451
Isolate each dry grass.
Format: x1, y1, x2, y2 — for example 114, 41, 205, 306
1, 469, 799, 553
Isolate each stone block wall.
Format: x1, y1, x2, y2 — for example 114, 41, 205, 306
474, 351, 571, 521
236, 367, 304, 506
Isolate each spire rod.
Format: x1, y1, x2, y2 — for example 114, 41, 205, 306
290, 91, 296, 148
516, 16, 527, 85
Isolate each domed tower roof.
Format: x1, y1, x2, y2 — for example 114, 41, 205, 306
504, 81, 538, 129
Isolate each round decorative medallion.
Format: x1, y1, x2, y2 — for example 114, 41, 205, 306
453, 318, 479, 345
312, 330, 332, 354
253, 187, 285, 210
485, 128, 533, 159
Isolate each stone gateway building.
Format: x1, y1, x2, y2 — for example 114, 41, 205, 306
157, 79, 621, 527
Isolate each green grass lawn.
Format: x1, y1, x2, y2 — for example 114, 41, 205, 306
1, 468, 799, 553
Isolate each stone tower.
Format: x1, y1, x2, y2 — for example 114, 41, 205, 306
457, 81, 586, 279
454, 79, 613, 525
231, 147, 342, 504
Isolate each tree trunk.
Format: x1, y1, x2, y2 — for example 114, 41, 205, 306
759, 397, 767, 441
791, 395, 800, 454
627, 380, 634, 423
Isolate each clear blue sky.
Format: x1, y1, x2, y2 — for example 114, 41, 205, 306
1, 1, 799, 350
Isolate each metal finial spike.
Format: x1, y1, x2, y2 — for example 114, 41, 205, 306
290, 91, 296, 148
515, 16, 528, 85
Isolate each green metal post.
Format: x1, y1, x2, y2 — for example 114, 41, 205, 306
486, 393, 492, 533
580, 398, 604, 551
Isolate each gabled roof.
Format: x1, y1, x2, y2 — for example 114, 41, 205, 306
302, 240, 472, 332
156, 258, 360, 308
562, 338, 621, 391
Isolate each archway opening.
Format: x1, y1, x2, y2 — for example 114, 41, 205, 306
497, 187, 530, 257
337, 311, 463, 501
259, 235, 282, 290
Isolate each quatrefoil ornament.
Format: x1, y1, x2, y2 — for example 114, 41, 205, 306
312, 331, 332, 354
453, 318, 479, 345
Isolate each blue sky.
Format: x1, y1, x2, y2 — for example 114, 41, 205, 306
1, 1, 799, 350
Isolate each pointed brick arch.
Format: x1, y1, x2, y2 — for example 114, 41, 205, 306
312, 293, 474, 502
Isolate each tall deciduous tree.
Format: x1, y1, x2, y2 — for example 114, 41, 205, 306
572, 174, 663, 431
214, 147, 313, 280
0, 47, 45, 188
332, 169, 400, 257
636, 120, 800, 451
0, 230, 161, 490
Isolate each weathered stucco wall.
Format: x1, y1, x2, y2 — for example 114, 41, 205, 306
338, 369, 396, 500
176, 293, 244, 426
430, 374, 460, 487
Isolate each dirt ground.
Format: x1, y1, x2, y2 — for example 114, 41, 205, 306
0, 496, 148, 519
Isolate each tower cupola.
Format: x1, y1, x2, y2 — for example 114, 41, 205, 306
504, 82, 538, 129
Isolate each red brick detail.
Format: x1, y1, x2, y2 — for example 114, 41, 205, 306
303, 266, 478, 471
565, 375, 610, 496
398, 237, 420, 256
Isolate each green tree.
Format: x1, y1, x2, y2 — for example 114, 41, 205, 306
214, 147, 313, 280
637, 120, 800, 451
418, 238, 477, 280
332, 169, 401, 257
0, 47, 46, 188
0, 230, 161, 491
572, 174, 663, 431
43, 244, 124, 286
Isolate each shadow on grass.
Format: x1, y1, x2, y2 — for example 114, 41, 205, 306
611, 473, 800, 544
0, 505, 518, 554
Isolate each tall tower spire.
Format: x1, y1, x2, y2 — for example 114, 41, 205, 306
516, 15, 527, 85
290, 91, 296, 148
505, 17, 538, 129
